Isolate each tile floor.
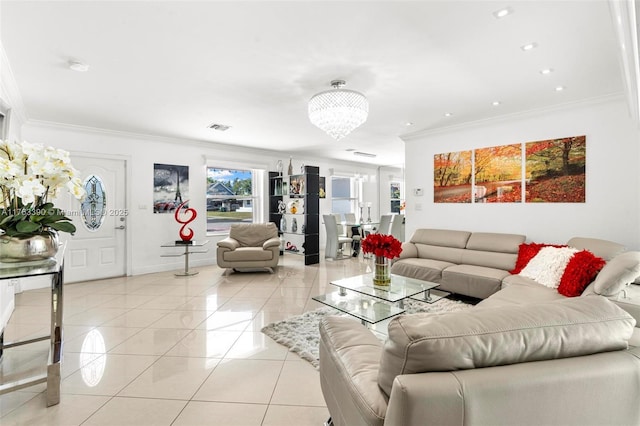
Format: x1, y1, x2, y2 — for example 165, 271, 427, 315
0, 254, 374, 425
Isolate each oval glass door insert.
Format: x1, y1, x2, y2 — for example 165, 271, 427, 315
81, 175, 107, 231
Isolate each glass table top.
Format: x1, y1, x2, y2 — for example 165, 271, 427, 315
312, 291, 404, 324
330, 273, 439, 303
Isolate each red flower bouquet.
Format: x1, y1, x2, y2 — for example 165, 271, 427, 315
361, 233, 402, 259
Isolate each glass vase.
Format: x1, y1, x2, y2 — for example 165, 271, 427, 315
373, 255, 391, 286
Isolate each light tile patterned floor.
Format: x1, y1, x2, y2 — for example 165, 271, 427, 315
0, 254, 373, 425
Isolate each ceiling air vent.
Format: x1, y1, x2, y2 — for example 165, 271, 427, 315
354, 151, 376, 158
208, 123, 231, 131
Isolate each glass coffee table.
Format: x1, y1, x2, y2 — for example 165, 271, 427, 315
312, 273, 446, 326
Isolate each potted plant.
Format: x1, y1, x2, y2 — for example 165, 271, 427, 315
0, 140, 85, 262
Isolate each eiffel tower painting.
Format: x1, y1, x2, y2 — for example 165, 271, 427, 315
153, 163, 190, 213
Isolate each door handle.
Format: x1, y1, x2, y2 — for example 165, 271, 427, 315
115, 225, 126, 230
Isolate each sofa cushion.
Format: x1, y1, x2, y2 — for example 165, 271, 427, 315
592, 251, 640, 296
460, 249, 518, 271
465, 232, 525, 253
478, 281, 566, 308
440, 264, 507, 299
511, 243, 567, 274
390, 258, 454, 283
557, 250, 606, 297
229, 223, 278, 247
377, 296, 635, 396
519, 246, 578, 288
409, 229, 471, 249
567, 237, 625, 261
223, 247, 274, 261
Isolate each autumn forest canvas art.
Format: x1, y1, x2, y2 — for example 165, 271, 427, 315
434, 135, 586, 203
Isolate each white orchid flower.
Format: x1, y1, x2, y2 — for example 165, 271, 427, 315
66, 177, 86, 200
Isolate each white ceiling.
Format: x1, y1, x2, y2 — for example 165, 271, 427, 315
0, 1, 627, 166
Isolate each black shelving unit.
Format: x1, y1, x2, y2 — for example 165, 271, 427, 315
269, 166, 319, 265
269, 171, 285, 255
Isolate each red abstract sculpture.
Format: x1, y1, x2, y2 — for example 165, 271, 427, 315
174, 200, 197, 241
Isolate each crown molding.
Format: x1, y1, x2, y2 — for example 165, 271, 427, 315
24, 119, 380, 171
400, 93, 626, 142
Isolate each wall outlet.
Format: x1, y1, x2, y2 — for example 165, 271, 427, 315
414, 188, 424, 196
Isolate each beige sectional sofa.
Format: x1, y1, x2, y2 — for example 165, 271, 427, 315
320, 297, 640, 426
319, 228, 640, 426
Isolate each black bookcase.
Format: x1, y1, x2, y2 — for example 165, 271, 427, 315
269, 166, 319, 265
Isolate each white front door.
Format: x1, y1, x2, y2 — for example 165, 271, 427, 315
64, 156, 127, 283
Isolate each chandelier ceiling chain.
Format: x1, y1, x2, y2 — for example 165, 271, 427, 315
308, 79, 369, 141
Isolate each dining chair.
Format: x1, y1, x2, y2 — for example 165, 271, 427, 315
390, 214, 405, 242
377, 214, 392, 234
344, 213, 357, 224
323, 214, 353, 259
333, 213, 346, 237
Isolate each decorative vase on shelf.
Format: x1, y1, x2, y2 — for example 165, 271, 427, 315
0, 231, 60, 263
373, 256, 391, 286
287, 157, 293, 175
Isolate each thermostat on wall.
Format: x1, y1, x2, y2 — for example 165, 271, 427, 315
414, 188, 424, 196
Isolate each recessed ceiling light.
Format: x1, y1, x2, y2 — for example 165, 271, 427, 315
540, 68, 554, 75
492, 7, 513, 19
555, 86, 565, 92
520, 42, 538, 51
444, 112, 453, 117
69, 61, 89, 72
492, 101, 501, 106
405, 122, 414, 126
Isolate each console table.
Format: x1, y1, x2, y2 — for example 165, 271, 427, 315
161, 240, 209, 276
0, 245, 66, 406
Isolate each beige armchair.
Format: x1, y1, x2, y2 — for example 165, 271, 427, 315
216, 223, 280, 273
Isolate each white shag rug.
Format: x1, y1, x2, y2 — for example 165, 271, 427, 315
261, 297, 473, 368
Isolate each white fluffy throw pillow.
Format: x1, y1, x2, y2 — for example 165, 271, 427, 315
519, 246, 578, 288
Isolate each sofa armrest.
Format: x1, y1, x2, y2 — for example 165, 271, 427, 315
385, 373, 464, 426
217, 237, 239, 250
319, 316, 387, 426
397, 241, 418, 259
262, 237, 280, 250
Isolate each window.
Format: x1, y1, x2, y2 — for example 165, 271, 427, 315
206, 167, 258, 234
331, 176, 357, 215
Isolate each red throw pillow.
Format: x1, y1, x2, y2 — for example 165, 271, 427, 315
511, 243, 566, 274
557, 250, 606, 297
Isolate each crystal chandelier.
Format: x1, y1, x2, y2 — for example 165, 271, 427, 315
308, 80, 369, 141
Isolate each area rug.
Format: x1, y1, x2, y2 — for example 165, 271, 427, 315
261, 297, 473, 368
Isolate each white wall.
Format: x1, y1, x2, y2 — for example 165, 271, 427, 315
22, 122, 380, 277
402, 96, 640, 249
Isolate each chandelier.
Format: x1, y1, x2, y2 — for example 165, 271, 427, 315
308, 80, 369, 141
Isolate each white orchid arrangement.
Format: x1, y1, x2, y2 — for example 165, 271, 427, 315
0, 140, 86, 237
